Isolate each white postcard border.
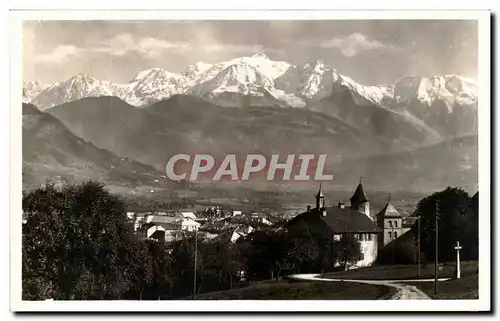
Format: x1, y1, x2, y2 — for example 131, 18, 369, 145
9, 9, 491, 312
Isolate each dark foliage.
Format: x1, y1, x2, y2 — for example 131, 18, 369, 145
22, 181, 152, 300
412, 187, 478, 263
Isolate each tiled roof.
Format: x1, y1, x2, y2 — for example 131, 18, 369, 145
148, 215, 182, 224
286, 207, 380, 234
377, 202, 401, 218
350, 183, 369, 204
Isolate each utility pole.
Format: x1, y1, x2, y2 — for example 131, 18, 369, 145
392, 232, 395, 265
417, 216, 421, 278
434, 198, 439, 295
193, 229, 198, 300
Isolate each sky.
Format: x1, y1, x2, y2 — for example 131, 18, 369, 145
22, 20, 478, 86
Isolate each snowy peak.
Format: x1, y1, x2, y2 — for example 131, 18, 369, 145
182, 62, 212, 79
251, 52, 270, 59
191, 61, 275, 97
130, 68, 180, 83
22, 81, 48, 103
31, 73, 124, 110
393, 75, 478, 107
303, 59, 326, 73
24, 54, 477, 114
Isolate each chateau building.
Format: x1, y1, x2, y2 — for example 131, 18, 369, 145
284, 181, 380, 268
284, 180, 409, 268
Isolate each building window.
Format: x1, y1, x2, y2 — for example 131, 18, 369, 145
394, 232, 398, 238
389, 221, 392, 228
388, 231, 392, 239
394, 221, 398, 228
359, 234, 364, 241
367, 233, 372, 241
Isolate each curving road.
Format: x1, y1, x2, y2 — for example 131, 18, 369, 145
287, 274, 451, 300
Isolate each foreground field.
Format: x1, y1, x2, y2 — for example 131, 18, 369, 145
320, 261, 478, 281
405, 274, 479, 300
185, 280, 397, 300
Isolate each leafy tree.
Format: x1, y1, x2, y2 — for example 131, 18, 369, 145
413, 187, 474, 263
22, 181, 151, 300
142, 240, 172, 300
166, 234, 202, 297
237, 230, 292, 281
335, 234, 363, 270
463, 192, 479, 260
288, 233, 320, 273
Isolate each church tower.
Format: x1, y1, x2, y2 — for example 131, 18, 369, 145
350, 177, 371, 219
376, 194, 403, 246
316, 183, 325, 210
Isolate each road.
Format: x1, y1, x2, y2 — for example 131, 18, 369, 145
287, 274, 451, 300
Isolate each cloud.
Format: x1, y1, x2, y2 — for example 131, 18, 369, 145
87, 33, 266, 59
90, 33, 190, 58
320, 33, 400, 57
32, 45, 80, 63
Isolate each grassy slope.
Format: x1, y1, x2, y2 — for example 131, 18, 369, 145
320, 261, 478, 280
22, 103, 183, 195
405, 274, 479, 300
184, 280, 397, 300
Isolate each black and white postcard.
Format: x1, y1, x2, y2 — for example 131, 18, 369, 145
10, 10, 491, 312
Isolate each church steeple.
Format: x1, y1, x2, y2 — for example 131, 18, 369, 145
316, 183, 325, 210
350, 177, 371, 219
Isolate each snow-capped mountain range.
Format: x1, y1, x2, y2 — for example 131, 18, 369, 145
24, 52, 478, 113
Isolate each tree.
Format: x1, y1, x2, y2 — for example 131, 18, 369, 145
166, 234, 203, 297
143, 240, 171, 300
335, 234, 363, 271
288, 233, 320, 273
463, 191, 479, 260
413, 187, 474, 263
22, 181, 151, 300
237, 230, 292, 281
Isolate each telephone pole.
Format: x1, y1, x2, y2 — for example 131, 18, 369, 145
193, 229, 198, 300
434, 198, 439, 295
417, 216, 421, 277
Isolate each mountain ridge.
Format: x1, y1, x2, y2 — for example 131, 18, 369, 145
25, 53, 477, 111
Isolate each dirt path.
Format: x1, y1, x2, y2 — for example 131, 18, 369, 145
287, 274, 450, 300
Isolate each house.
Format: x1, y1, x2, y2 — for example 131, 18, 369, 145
164, 230, 186, 242
126, 212, 135, 221
180, 218, 201, 232
140, 214, 201, 232
181, 212, 197, 220
137, 225, 186, 243
284, 182, 381, 268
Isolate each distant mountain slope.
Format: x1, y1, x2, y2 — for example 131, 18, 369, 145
330, 135, 478, 192
45, 95, 388, 172
22, 103, 180, 194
